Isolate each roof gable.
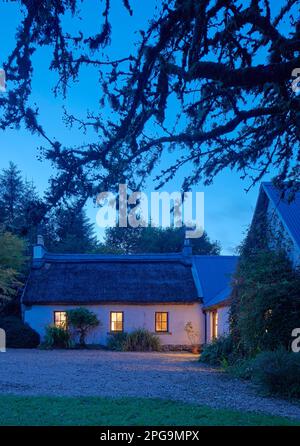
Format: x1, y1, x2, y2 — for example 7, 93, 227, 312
262, 182, 300, 250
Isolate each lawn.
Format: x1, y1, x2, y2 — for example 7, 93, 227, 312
0, 396, 298, 426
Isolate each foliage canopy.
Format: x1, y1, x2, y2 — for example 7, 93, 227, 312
2, 0, 299, 207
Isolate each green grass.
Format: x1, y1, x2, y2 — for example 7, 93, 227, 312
0, 396, 298, 426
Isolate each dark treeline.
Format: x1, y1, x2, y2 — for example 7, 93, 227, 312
0, 161, 98, 253
0, 161, 220, 314
0, 161, 220, 256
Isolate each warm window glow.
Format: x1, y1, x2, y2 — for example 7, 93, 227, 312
212, 311, 218, 339
54, 311, 67, 328
155, 312, 168, 332
110, 312, 123, 332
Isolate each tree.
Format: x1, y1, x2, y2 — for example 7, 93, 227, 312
101, 226, 220, 254
20, 179, 47, 243
100, 227, 144, 254
0, 231, 27, 310
66, 307, 100, 347
230, 250, 300, 356
0, 162, 24, 233
1, 1, 299, 207
44, 205, 99, 253
0, 163, 46, 242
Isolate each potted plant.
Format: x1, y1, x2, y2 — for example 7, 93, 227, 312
184, 321, 200, 354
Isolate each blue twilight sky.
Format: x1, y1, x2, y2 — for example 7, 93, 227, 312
1, 0, 290, 254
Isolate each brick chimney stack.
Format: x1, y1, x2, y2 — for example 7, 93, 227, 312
32, 234, 46, 267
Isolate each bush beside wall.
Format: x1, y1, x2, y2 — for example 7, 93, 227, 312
0, 316, 40, 348
200, 336, 234, 367
125, 329, 161, 352
107, 332, 128, 351
42, 325, 72, 349
107, 329, 161, 352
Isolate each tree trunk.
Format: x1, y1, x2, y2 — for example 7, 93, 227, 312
79, 331, 86, 348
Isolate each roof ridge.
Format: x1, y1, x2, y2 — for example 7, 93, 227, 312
43, 253, 239, 261
42, 252, 191, 265
193, 255, 239, 258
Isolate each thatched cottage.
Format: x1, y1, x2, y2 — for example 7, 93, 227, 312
21, 182, 300, 348
21, 241, 238, 348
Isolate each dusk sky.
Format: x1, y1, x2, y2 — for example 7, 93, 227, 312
1, 0, 287, 254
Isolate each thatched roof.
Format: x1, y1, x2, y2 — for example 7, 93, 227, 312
22, 253, 199, 305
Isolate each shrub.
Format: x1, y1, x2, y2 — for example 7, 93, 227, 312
230, 250, 300, 356
228, 357, 255, 380
251, 349, 300, 398
200, 336, 234, 366
0, 316, 39, 348
0, 231, 27, 306
107, 332, 128, 351
42, 325, 72, 349
107, 329, 161, 352
67, 308, 100, 347
124, 329, 161, 352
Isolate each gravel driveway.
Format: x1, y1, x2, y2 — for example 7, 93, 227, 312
1, 349, 300, 420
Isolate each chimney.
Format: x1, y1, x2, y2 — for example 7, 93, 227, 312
37, 234, 44, 246
32, 234, 46, 267
182, 238, 192, 256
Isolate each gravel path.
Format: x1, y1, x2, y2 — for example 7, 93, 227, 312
1, 349, 300, 420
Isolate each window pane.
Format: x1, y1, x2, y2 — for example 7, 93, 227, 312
155, 312, 168, 332
54, 311, 67, 328
111, 312, 123, 332
116, 321, 122, 331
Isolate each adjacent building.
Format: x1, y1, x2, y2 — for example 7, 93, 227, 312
250, 182, 300, 266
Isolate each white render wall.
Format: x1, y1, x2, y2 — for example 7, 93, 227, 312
24, 303, 205, 346
205, 305, 230, 343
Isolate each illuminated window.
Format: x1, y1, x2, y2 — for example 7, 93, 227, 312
110, 312, 124, 332
54, 311, 67, 328
211, 310, 218, 339
155, 312, 168, 332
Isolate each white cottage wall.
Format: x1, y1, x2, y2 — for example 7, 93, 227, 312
24, 303, 205, 346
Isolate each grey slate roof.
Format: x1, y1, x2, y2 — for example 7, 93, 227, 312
262, 182, 300, 250
193, 256, 239, 308
22, 253, 199, 305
